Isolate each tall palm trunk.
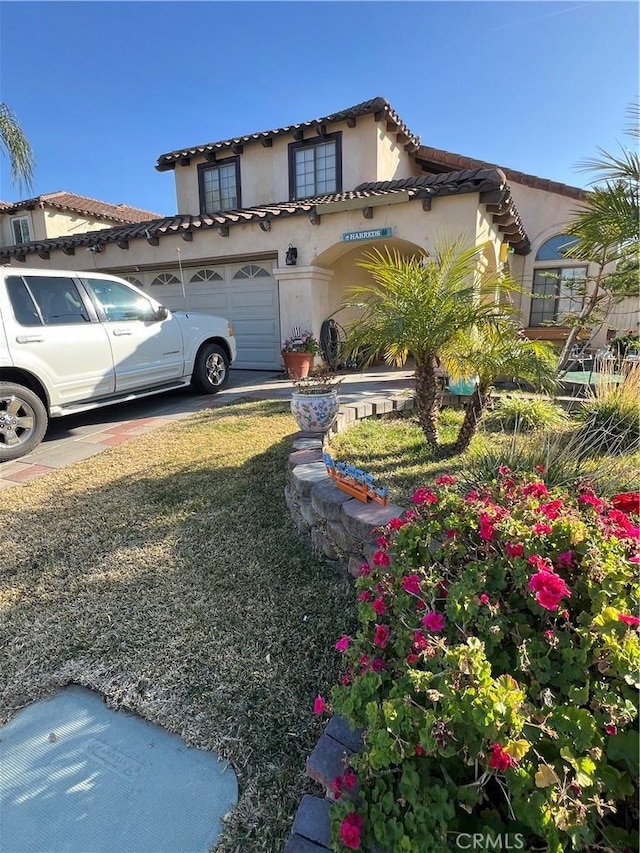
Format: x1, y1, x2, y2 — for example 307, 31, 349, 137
414, 359, 439, 447
453, 386, 490, 453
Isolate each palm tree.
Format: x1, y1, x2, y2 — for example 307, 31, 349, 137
443, 321, 558, 453
341, 237, 511, 447
557, 106, 639, 371
0, 103, 35, 193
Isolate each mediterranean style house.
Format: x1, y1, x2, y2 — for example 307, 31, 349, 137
0, 98, 635, 370
0, 192, 161, 249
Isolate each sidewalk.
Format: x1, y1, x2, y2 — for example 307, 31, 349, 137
0, 366, 415, 489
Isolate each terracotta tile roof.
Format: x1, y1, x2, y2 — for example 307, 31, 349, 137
0, 168, 529, 260
415, 146, 586, 200
0, 191, 163, 222
156, 97, 420, 171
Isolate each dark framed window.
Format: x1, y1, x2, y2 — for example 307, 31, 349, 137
11, 216, 31, 244
288, 132, 342, 200
529, 235, 586, 327
7, 275, 90, 325
198, 157, 240, 214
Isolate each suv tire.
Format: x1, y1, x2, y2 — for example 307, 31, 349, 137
191, 344, 230, 393
0, 383, 48, 462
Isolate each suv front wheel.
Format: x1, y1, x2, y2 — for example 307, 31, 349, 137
0, 383, 49, 462
191, 343, 230, 393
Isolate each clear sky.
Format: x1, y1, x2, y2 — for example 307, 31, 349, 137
0, 0, 637, 216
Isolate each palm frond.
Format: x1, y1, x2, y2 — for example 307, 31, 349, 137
0, 103, 35, 192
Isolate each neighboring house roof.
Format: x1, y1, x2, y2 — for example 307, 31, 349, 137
0, 191, 163, 223
415, 145, 586, 200
0, 167, 530, 261
155, 96, 420, 171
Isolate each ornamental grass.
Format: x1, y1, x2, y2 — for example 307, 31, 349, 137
320, 471, 640, 853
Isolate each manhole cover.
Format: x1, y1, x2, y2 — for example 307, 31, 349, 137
0, 685, 238, 852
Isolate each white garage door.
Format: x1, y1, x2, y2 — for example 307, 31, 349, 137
123, 260, 281, 370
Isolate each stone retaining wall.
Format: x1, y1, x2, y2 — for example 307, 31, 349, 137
285, 394, 418, 576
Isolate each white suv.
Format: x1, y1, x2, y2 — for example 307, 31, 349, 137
0, 267, 237, 461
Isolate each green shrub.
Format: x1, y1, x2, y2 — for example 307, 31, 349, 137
488, 396, 568, 432
577, 366, 640, 454
323, 473, 640, 853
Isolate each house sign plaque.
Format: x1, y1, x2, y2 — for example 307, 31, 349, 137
342, 227, 393, 243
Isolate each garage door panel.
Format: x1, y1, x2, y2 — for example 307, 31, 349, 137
140, 263, 280, 370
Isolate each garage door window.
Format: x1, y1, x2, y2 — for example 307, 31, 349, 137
191, 269, 223, 282
234, 265, 271, 279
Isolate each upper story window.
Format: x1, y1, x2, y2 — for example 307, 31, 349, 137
289, 132, 342, 200
198, 157, 240, 214
529, 234, 587, 327
11, 216, 31, 244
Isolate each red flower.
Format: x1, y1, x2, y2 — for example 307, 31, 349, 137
528, 553, 553, 571
612, 492, 640, 515
479, 512, 495, 541
388, 516, 407, 530
375, 535, 389, 550
488, 743, 515, 771
340, 813, 364, 850
358, 563, 371, 577
422, 611, 445, 632
401, 574, 422, 596
506, 542, 524, 558
529, 569, 571, 611
406, 652, 419, 664
579, 492, 605, 513
373, 624, 390, 649
411, 487, 438, 505
618, 613, 640, 626
523, 482, 549, 498
372, 597, 386, 616
343, 768, 357, 790
445, 528, 459, 539
331, 775, 343, 799
356, 590, 372, 603
539, 499, 563, 520
373, 550, 390, 567
371, 657, 387, 672
498, 465, 511, 476
605, 724, 618, 736
532, 522, 552, 536
479, 593, 490, 605
435, 474, 457, 486
335, 635, 351, 653
556, 551, 574, 568
313, 695, 326, 715
415, 744, 424, 756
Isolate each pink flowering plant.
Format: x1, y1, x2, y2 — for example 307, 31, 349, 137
326, 471, 639, 853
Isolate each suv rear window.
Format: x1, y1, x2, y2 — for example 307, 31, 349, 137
9, 275, 90, 325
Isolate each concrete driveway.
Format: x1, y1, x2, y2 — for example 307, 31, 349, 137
0, 367, 415, 489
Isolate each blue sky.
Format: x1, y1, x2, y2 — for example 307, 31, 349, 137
0, 1, 637, 216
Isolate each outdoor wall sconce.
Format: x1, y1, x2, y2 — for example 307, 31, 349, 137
285, 244, 298, 266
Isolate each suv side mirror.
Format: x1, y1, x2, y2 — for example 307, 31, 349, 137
154, 305, 169, 321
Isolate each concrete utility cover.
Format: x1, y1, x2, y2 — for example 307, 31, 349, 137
0, 685, 238, 852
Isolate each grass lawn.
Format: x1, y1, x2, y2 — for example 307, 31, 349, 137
329, 408, 640, 505
0, 399, 355, 852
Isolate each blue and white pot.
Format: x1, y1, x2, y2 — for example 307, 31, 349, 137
448, 375, 479, 396
291, 390, 340, 432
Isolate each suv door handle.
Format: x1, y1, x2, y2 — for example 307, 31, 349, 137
112, 328, 133, 336
16, 334, 45, 343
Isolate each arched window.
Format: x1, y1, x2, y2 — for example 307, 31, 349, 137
233, 264, 270, 279
529, 234, 587, 327
190, 268, 223, 283
150, 272, 180, 287
123, 276, 144, 289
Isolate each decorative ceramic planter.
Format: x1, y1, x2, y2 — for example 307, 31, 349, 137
448, 375, 479, 396
291, 390, 340, 432
282, 351, 313, 379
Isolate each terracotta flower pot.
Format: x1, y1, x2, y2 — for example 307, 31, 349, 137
291, 390, 340, 432
282, 351, 314, 379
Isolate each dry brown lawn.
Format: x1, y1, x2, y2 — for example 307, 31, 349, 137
0, 398, 355, 852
